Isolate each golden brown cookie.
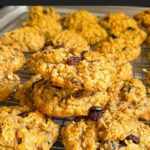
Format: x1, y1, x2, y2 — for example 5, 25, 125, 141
62, 110, 150, 150
0, 71, 20, 101
107, 63, 133, 101
107, 97, 150, 121
15, 75, 42, 106
0, 42, 25, 72
119, 78, 146, 102
0, 105, 60, 150
134, 10, 150, 47
63, 10, 107, 44
27, 47, 118, 91
96, 37, 141, 65
77, 23, 108, 45
51, 29, 90, 55
107, 78, 150, 119
28, 6, 61, 21
22, 13, 62, 40
63, 10, 99, 28
134, 9, 150, 28
100, 12, 138, 36
32, 79, 109, 117
1, 27, 46, 52
118, 28, 147, 46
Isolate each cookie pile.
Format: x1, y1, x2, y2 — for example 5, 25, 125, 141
0, 6, 150, 149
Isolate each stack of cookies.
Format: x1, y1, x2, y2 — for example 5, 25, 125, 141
0, 6, 150, 149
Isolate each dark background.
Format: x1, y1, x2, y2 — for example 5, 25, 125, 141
0, 0, 149, 7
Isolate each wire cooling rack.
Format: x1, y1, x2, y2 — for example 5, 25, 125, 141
0, 6, 150, 150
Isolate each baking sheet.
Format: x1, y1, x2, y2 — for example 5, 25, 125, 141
0, 6, 150, 149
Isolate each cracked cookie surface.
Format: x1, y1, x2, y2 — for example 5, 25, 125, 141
63, 10, 107, 44
32, 79, 109, 117
51, 29, 90, 55
1, 27, 46, 52
100, 12, 138, 36
16, 63, 132, 118
27, 46, 118, 91
0, 105, 60, 150
62, 110, 150, 150
96, 37, 141, 65
22, 12, 62, 40
134, 10, 150, 28
134, 10, 150, 47
28, 6, 61, 21
107, 78, 150, 120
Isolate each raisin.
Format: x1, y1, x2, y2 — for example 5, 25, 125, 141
67, 56, 80, 66
54, 85, 62, 90
126, 134, 140, 144
103, 16, 109, 21
43, 9, 48, 14
18, 111, 29, 117
138, 119, 150, 125
118, 140, 126, 147
53, 44, 64, 49
122, 47, 127, 51
111, 34, 117, 39
127, 27, 135, 31
17, 137, 22, 144
88, 106, 105, 121
144, 10, 150, 14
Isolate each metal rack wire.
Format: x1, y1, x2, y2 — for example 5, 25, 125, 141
0, 6, 150, 150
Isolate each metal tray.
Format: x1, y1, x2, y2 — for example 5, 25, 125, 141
0, 6, 150, 150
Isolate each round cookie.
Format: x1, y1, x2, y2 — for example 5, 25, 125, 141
62, 110, 150, 150
27, 47, 118, 91
107, 97, 150, 121
63, 10, 99, 28
15, 75, 42, 106
119, 78, 146, 102
0, 71, 20, 101
1, 27, 46, 52
96, 37, 141, 65
62, 10, 107, 44
22, 13, 62, 40
28, 6, 61, 21
51, 29, 90, 56
118, 28, 147, 46
77, 23, 108, 45
32, 79, 109, 117
100, 12, 138, 36
134, 9, 150, 28
107, 78, 150, 119
134, 10, 150, 47
0, 42, 25, 72
0, 105, 60, 150
107, 63, 133, 101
